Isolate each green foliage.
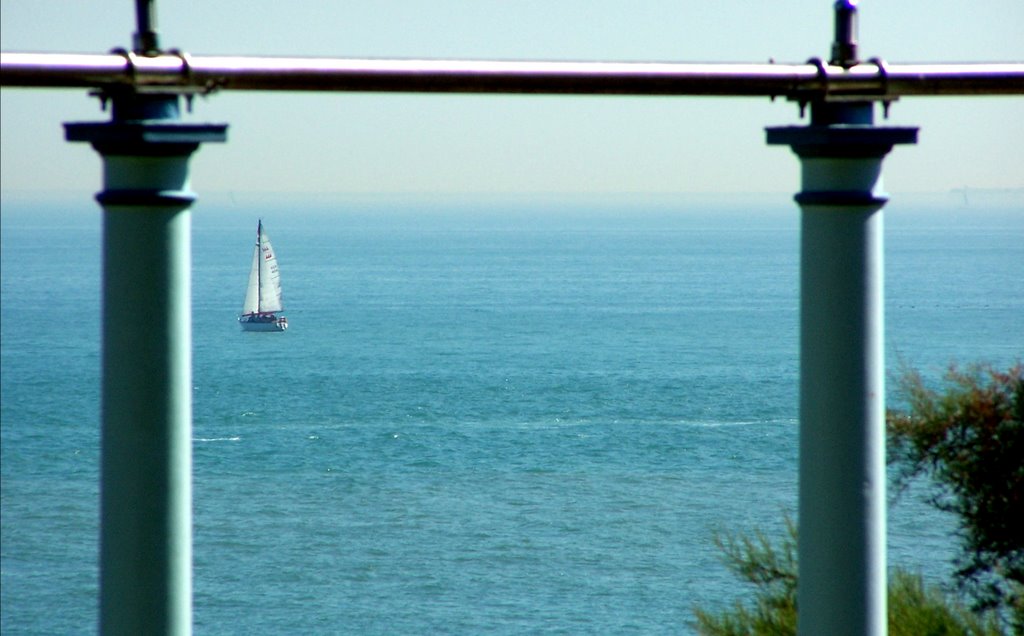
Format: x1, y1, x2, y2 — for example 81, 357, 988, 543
887, 364, 1024, 620
692, 520, 797, 636
887, 570, 1004, 636
694, 364, 1024, 633
693, 521, 1005, 636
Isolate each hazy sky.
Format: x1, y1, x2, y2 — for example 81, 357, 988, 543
2, 0, 1022, 198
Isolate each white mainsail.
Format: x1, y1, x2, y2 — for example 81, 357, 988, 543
241, 220, 283, 315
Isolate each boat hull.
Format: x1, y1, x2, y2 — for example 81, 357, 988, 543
239, 315, 288, 332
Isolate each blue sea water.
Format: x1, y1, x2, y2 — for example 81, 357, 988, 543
1, 194, 1022, 633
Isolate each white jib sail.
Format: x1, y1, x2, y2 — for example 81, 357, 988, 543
241, 223, 284, 315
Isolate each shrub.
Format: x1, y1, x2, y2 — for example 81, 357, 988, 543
888, 364, 1023, 623
694, 364, 1023, 634
693, 520, 1004, 635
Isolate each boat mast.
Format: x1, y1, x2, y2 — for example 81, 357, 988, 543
256, 219, 262, 315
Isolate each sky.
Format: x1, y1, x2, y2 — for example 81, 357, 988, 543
1, 0, 1023, 200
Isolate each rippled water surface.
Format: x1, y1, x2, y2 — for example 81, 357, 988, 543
3, 197, 1021, 633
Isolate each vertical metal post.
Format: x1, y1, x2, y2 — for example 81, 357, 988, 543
768, 103, 915, 634
66, 92, 225, 635
133, 0, 160, 54
831, 0, 859, 68
765, 4, 918, 632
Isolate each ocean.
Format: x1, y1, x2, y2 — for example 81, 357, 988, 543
1, 194, 1021, 634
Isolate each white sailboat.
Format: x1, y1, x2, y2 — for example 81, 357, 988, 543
239, 220, 288, 332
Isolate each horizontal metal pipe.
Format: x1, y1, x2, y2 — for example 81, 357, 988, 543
2, 52, 1023, 98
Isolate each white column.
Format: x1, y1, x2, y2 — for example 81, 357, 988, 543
768, 102, 916, 636
66, 92, 225, 636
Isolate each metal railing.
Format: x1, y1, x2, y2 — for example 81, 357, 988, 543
3, 51, 1023, 100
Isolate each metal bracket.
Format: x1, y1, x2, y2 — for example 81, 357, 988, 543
111, 47, 139, 82
86, 46, 221, 110
786, 55, 900, 118
167, 48, 197, 111
867, 57, 898, 118
794, 57, 829, 118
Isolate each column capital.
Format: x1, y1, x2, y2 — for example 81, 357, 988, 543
767, 103, 917, 207
766, 125, 917, 159
65, 121, 227, 156
64, 91, 226, 156
64, 91, 226, 209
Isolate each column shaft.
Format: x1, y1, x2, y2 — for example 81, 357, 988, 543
768, 103, 916, 636
66, 93, 225, 636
